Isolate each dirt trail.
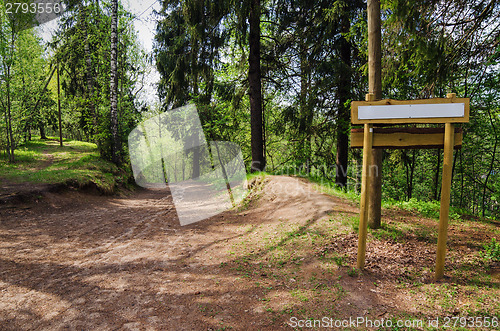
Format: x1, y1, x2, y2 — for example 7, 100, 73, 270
0, 176, 498, 330
0, 176, 353, 330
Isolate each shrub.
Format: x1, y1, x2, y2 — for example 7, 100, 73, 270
481, 238, 500, 262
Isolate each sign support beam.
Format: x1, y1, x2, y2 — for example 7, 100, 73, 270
435, 95, 456, 279
357, 123, 373, 269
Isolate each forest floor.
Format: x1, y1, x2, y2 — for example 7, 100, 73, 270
0, 175, 499, 330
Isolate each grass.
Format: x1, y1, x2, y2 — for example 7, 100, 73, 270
281, 173, 470, 223
383, 197, 463, 221
0, 137, 128, 193
305, 174, 361, 203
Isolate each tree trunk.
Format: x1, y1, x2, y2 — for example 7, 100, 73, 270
298, 38, 313, 173
110, 0, 121, 165
191, 55, 200, 179
84, 17, 97, 135
57, 64, 63, 147
367, 0, 382, 229
408, 150, 416, 200
6, 63, 15, 162
336, 14, 351, 188
248, 0, 265, 172
433, 149, 441, 200
40, 125, 47, 140
192, 133, 201, 178
483, 110, 498, 217
299, 40, 307, 168
80, 4, 98, 142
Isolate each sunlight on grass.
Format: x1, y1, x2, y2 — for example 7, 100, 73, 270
0, 137, 122, 192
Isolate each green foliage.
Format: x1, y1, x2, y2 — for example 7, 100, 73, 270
370, 223, 405, 242
378, 0, 500, 221
389, 198, 441, 219
0, 137, 124, 193
53, 0, 145, 162
481, 238, 500, 263
305, 174, 360, 203
2, 0, 500, 226
384, 198, 462, 221
347, 267, 359, 277
0, 2, 54, 161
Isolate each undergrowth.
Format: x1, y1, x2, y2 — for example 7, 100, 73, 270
0, 137, 132, 193
305, 174, 465, 221
481, 238, 500, 263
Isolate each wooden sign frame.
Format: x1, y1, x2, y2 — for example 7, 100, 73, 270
351, 127, 463, 149
351, 97, 470, 125
351, 93, 469, 280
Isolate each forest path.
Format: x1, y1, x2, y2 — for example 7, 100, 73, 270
0, 176, 498, 329
0, 176, 361, 330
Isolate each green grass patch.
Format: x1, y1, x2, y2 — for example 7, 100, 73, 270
369, 222, 406, 242
0, 137, 128, 193
301, 174, 472, 222
305, 174, 361, 203
246, 171, 268, 182
383, 197, 462, 221
481, 238, 500, 263
304, 174, 468, 221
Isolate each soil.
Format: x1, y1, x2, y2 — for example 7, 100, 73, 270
0, 176, 499, 330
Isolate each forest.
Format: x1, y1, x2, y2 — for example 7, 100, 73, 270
2, 1, 500, 329
1, 0, 500, 221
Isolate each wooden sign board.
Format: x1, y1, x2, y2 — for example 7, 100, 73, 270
351, 98, 469, 124
351, 128, 463, 149
350, 94, 470, 280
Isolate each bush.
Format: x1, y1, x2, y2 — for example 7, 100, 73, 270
481, 238, 500, 262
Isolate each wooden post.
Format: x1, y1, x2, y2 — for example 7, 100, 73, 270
357, 123, 373, 269
367, 0, 383, 229
435, 94, 456, 280
57, 64, 63, 147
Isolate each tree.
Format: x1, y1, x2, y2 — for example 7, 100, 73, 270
110, 0, 120, 164
248, 0, 265, 171
0, 3, 52, 161
326, 0, 365, 187
52, 0, 144, 161
155, 0, 231, 178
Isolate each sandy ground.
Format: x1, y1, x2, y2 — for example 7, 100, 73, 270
0, 176, 347, 330
0, 176, 498, 330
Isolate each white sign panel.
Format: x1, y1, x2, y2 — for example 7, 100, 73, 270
358, 103, 465, 120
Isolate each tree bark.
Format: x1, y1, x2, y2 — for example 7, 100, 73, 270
82, 5, 97, 137
299, 42, 308, 166
6, 64, 15, 162
433, 149, 441, 200
77, 3, 98, 150
249, 0, 265, 172
191, 56, 200, 179
110, 0, 121, 165
367, 0, 382, 229
336, 13, 351, 188
57, 64, 63, 147
2, 94, 11, 158
483, 110, 498, 217
40, 125, 47, 140
6, 39, 15, 162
